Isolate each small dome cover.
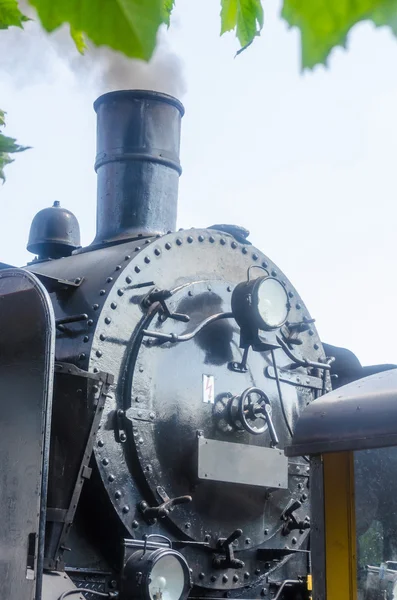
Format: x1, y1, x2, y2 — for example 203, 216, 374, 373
27, 201, 81, 259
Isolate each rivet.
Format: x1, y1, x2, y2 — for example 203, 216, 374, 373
108, 474, 115, 482
222, 575, 228, 583
261, 588, 268, 596
262, 261, 268, 268
209, 236, 215, 243
122, 505, 130, 514
79, 353, 86, 360
135, 266, 141, 273
244, 572, 250, 579
98, 440, 104, 447
187, 236, 193, 243
220, 238, 226, 245
96, 350, 102, 358
138, 438, 144, 445
145, 239, 150, 244
115, 490, 121, 499
125, 255, 130, 260
102, 458, 109, 466
74, 277, 82, 284
107, 277, 113, 283
120, 433, 127, 442
144, 256, 150, 264
264, 529, 269, 535
198, 235, 204, 242
185, 522, 191, 529
176, 238, 182, 246
145, 464, 152, 472
165, 242, 171, 250
135, 246, 141, 252
126, 276, 132, 284
87, 319, 94, 326
199, 572, 205, 580
314, 343, 319, 350
292, 537, 297, 545
242, 247, 248, 254
188, 290, 193, 297
271, 270, 277, 277
207, 285, 212, 291
105, 317, 111, 324
92, 304, 99, 311
132, 520, 139, 529
233, 575, 239, 583
115, 265, 121, 271
111, 302, 117, 310
231, 241, 237, 249
255, 569, 261, 575
302, 493, 308, 500
296, 303, 302, 310
99, 289, 106, 296
227, 286, 232, 292
252, 253, 258, 261
117, 288, 124, 296
154, 248, 161, 256
149, 412, 155, 419
139, 367, 144, 373
288, 291, 294, 298
210, 575, 217, 582
204, 534, 211, 542
245, 538, 251, 545
298, 483, 303, 489
100, 334, 106, 341
309, 329, 314, 336
93, 367, 99, 373
83, 335, 89, 343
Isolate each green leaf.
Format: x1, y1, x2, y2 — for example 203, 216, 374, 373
281, 0, 397, 70
220, 0, 264, 48
0, 112, 30, 184
0, 0, 29, 29
162, 0, 174, 26
29, 0, 163, 61
70, 26, 86, 54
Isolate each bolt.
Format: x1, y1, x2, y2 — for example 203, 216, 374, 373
107, 277, 113, 283
79, 353, 86, 360
261, 588, 268, 596
210, 575, 216, 583
198, 235, 204, 242
100, 334, 106, 341
288, 291, 294, 298
118, 288, 124, 296
165, 242, 171, 250
135, 246, 141, 252
302, 493, 308, 500
244, 572, 250, 579
115, 265, 121, 271
120, 433, 127, 442
220, 238, 226, 245
99, 289, 106, 296
255, 569, 261, 575
149, 412, 155, 419
102, 458, 109, 466
105, 317, 111, 324
87, 319, 94, 326
96, 350, 102, 358
122, 505, 130, 514
135, 266, 141, 273
110, 580, 117, 589
125, 255, 131, 260
132, 520, 139, 529
262, 261, 268, 268
199, 572, 205, 580
115, 490, 122, 499
98, 440, 104, 447
252, 253, 258, 261
111, 302, 117, 310
296, 303, 302, 310
188, 290, 193, 296
154, 248, 161, 256
83, 336, 89, 343
222, 575, 228, 583
185, 522, 191, 529
74, 277, 82, 284
242, 247, 248, 254
187, 236, 193, 243
292, 537, 297, 545
126, 276, 132, 284
264, 529, 269, 535
271, 270, 277, 277
233, 575, 239, 583
209, 236, 215, 243
145, 464, 152, 472
231, 241, 237, 249
204, 534, 211, 542
93, 304, 99, 310
176, 238, 182, 246
245, 538, 251, 545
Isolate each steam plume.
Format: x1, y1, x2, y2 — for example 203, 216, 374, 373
0, 1, 186, 99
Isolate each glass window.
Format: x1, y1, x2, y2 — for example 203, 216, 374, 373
355, 447, 397, 600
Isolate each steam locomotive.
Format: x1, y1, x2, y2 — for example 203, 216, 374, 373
0, 90, 392, 600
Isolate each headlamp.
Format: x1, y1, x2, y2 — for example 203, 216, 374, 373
232, 275, 290, 351
121, 536, 191, 600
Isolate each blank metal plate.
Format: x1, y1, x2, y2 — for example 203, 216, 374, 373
197, 436, 288, 489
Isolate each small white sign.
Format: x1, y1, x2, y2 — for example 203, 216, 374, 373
202, 375, 215, 404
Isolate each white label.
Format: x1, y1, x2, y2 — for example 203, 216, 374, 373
202, 375, 215, 404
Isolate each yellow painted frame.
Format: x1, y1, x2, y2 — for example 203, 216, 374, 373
323, 451, 357, 600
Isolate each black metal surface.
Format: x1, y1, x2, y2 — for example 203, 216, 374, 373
91, 90, 184, 247
0, 268, 55, 600
27, 201, 81, 259
286, 368, 397, 457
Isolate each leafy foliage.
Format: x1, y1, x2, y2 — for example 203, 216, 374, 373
0, 0, 28, 29
281, 0, 397, 69
220, 0, 264, 47
29, 0, 163, 61
0, 112, 30, 183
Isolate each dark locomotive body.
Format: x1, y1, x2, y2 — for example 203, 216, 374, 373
3, 88, 376, 600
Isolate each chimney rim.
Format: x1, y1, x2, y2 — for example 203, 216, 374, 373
93, 89, 185, 116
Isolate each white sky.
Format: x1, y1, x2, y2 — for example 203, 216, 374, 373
1, 0, 396, 366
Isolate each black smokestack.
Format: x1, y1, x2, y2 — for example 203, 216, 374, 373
91, 90, 184, 248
